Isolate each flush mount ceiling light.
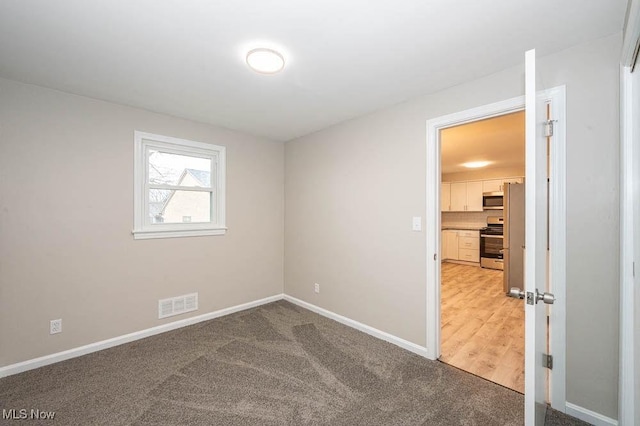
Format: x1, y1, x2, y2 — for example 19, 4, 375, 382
462, 161, 492, 168
246, 48, 285, 74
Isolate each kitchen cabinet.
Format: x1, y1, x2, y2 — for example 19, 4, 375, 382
442, 229, 480, 263
483, 179, 502, 193
457, 230, 480, 262
466, 181, 483, 211
443, 177, 522, 212
450, 183, 466, 211
482, 177, 524, 193
442, 230, 459, 260
459, 236, 479, 250
503, 177, 524, 186
450, 181, 483, 212
458, 248, 479, 262
441, 183, 451, 212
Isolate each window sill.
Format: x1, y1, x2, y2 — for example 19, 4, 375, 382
132, 227, 227, 240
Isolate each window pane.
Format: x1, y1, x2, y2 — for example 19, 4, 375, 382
149, 189, 172, 223
148, 150, 212, 188
149, 190, 212, 224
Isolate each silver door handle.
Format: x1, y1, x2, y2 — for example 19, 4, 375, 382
536, 289, 555, 304
508, 288, 555, 305
508, 287, 525, 299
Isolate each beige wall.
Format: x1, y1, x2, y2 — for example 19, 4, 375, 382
285, 33, 621, 419
0, 78, 285, 366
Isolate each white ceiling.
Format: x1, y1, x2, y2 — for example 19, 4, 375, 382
0, 1, 627, 141
441, 111, 525, 174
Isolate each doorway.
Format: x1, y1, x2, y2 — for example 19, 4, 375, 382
425, 89, 567, 409
438, 111, 525, 393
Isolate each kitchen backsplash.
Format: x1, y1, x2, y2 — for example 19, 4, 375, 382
442, 211, 502, 226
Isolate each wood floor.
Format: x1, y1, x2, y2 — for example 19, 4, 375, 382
440, 262, 525, 393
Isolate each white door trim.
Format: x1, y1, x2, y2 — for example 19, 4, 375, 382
425, 96, 523, 360
425, 87, 567, 410
618, 65, 636, 426
619, 2, 640, 420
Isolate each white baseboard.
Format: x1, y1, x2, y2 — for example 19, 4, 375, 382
0, 294, 284, 379
565, 402, 618, 426
283, 295, 429, 358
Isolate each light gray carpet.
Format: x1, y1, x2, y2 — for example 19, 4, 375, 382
0, 301, 586, 425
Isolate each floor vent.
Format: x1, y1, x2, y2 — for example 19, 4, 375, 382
158, 293, 198, 319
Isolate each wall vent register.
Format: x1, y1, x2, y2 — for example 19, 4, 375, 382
158, 293, 198, 319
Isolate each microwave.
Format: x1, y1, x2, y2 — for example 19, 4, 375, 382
483, 192, 504, 210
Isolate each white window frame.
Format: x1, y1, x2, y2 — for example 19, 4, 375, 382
133, 131, 226, 240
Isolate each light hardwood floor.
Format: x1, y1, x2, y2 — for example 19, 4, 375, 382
439, 262, 525, 393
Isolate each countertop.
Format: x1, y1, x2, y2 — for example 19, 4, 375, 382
441, 223, 485, 231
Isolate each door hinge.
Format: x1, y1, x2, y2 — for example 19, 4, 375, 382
543, 354, 553, 370
544, 120, 557, 137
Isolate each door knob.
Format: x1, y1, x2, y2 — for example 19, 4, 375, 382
508, 287, 525, 299
508, 288, 555, 305
536, 290, 555, 304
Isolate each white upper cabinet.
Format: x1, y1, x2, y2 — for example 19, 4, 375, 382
502, 177, 524, 186
482, 179, 502, 193
482, 177, 524, 193
443, 177, 523, 212
450, 182, 467, 211
448, 181, 483, 212
466, 181, 483, 211
441, 183, 451, 212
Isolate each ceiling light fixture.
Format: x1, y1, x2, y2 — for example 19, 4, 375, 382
462, 161, 492, 169
246, 48, 285, 74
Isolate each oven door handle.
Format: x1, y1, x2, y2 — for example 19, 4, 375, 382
480, 234, 504, 238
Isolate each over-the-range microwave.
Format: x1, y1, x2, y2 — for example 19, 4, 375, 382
482, 192, 504, 210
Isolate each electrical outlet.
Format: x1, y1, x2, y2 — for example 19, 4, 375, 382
50, 319, 62, 335
314, 283, 320, 294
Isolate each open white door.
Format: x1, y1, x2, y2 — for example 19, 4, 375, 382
523, 49, 553, 425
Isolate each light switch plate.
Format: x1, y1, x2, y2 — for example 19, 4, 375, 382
412, 217, 422, 231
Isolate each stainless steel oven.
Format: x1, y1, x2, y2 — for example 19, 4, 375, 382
480, 216, 504, 270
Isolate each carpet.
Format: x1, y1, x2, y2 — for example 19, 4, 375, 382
0, 300, 587, 425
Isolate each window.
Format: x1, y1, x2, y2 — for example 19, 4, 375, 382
133, 131, 226, 239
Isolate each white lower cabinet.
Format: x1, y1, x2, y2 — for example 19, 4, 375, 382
458, 248, 479, 262
442, 229, 480, 263
442, 230, 459, 260
458, 236, 479, 250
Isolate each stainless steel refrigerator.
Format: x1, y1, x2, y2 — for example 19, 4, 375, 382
503, 183, 525, 293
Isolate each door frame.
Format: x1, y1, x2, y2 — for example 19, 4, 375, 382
425, 88, 567, 410
618, 61, 636, 426
619, 2, 640, 422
